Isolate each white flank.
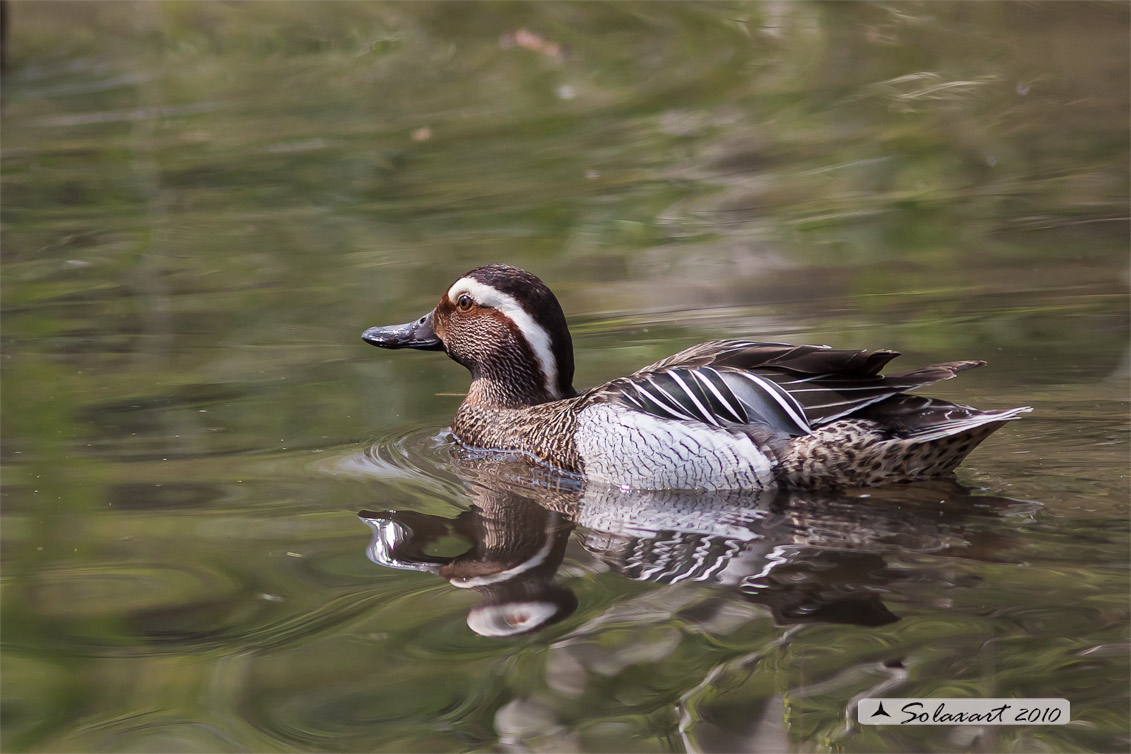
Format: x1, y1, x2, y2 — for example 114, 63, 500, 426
447, 277, 560, 398
575, 403, 775, 490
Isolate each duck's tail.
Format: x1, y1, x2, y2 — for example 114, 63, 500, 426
778, 397, 1031, 488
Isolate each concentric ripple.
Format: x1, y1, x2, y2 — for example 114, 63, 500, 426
320, 427, 467, 498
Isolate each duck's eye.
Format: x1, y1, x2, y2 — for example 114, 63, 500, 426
457, 294, 474, 312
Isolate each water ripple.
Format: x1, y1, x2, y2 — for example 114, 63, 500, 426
328, 429, 453, 481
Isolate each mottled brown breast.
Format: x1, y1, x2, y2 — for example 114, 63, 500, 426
452, 398, 583, 473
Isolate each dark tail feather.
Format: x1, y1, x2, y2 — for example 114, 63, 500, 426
857, 394, 1029, 442
887, 360, 986, 385
761, 347, 902, 377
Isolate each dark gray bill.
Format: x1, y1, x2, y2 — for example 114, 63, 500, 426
362, 311, 443, 350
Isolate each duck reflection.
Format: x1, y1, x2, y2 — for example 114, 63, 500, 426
360, 455, 1028, 638
361, 493, 576, 638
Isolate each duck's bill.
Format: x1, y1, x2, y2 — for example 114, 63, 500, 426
362, 311, 443, 350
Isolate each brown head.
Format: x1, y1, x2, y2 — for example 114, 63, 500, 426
363, 264, 576, 408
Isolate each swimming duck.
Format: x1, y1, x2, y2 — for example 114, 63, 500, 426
363, 264, 1029, 490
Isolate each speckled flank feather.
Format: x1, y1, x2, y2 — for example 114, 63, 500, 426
777, 407, 1032, 488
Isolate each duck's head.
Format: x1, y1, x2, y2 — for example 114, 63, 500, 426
363, 264, 575, 407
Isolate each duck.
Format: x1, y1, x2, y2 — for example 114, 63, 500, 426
363, 264, 1030, 491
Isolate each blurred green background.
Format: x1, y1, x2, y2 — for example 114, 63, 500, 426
2, 2, 1128, 752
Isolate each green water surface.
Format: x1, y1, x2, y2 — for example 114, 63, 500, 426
2, 2, 1128, 752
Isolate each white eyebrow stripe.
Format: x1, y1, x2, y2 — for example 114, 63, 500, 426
447, 277, 560, 398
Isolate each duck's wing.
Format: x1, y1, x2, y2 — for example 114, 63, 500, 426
634, 340, 898, 376
583, 340, 984, 435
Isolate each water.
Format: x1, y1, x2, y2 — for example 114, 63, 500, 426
2, 2, 1128, 752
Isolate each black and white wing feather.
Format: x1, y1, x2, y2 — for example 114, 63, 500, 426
583, 340, 985, 436
609, 366, 812, 435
